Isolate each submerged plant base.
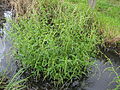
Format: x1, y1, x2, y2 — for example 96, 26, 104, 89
16, 48, 120, 90
0, 75, 9, 89
20, 66, 89, 90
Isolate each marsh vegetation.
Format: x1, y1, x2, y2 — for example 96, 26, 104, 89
0, 0, 120, 89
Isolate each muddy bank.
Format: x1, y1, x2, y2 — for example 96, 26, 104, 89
100, 43, 120, 56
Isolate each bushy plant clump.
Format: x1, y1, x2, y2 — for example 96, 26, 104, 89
10, 0, 100, 84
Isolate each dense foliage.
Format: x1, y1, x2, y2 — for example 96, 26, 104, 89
10, 0, 100, 84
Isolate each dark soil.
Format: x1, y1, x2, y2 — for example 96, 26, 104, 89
0, 0, 11, 38
100, 43, 120, 56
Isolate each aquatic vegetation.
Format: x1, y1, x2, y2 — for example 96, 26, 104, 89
0, 0, 119, 89
9, 0, 100, 85
0, 68, 27, 90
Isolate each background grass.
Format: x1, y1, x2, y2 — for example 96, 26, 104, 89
96, 0, 120, 43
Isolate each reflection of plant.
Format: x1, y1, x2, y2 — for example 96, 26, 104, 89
0, 68, 27, 90
0, 31, 4, 38
100, 51, 120, 90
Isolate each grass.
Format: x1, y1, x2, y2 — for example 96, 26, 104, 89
0, 68, 27, 90
9, 0, 100, 85
9, 0, 120, 44
96, 0, 120, 43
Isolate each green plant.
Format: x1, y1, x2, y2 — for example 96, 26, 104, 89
9, 0, 100, 85
0, 68, 27, 90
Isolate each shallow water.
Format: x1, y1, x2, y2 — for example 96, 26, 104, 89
0, 11, 16, 77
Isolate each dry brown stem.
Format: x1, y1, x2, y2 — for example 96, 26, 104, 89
9, 0, 38, 17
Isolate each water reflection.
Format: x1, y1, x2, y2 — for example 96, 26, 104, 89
78, 52, 120, 90
0, 11, 16, 77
